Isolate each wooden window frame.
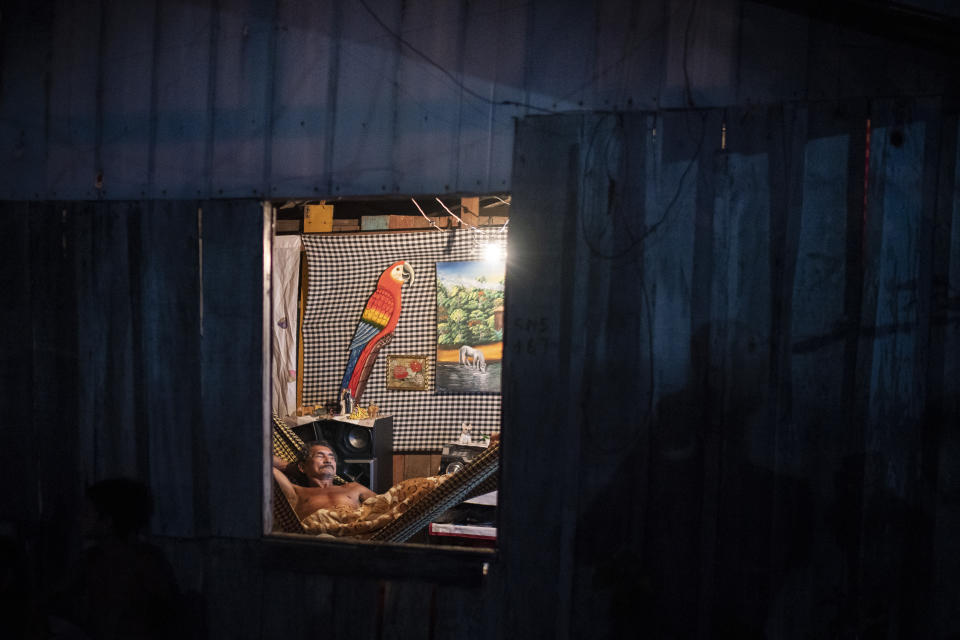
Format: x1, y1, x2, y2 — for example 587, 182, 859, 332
259, 202, 498, 586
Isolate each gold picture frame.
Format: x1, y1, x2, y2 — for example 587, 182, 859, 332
386, 354, 429, 391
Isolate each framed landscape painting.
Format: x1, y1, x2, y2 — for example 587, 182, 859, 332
435, 260, 504, 394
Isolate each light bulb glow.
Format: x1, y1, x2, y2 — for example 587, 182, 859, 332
482, 242, 505, 263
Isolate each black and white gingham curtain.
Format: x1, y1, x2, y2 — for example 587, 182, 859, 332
301, 231, 504, 451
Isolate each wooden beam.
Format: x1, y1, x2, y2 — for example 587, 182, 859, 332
262, 536, 492, 587
460, 197, 480, 228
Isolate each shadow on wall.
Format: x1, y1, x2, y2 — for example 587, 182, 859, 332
5, 477, 207, 640
568, 375, 951, 637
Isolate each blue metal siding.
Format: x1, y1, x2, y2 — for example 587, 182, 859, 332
0, 0, 957, 201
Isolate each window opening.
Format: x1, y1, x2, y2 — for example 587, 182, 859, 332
267, 195, 508, 549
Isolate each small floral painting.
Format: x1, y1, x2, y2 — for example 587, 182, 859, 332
385, 354, 429, 391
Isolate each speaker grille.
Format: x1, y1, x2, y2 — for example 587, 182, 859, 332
343, 426, 372, 457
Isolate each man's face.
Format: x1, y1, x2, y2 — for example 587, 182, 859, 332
301, 445, 337, 480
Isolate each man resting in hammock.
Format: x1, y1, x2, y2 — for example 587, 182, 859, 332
272, 439, 456, 538
272, 441, 376, 518
273, 435, 499, 539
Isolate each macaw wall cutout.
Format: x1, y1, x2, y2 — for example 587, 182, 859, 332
301, 231, 503, 451
340, 261, 415, 404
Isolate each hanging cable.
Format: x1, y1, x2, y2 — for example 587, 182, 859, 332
410, 197, 444, 231
434, 197, 480, 231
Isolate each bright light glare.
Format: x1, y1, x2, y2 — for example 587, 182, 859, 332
482, 242, 506, 263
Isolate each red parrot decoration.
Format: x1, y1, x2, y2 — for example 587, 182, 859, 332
340, 260, 415, 404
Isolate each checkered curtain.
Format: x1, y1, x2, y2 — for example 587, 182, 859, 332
301, 231, 504, 451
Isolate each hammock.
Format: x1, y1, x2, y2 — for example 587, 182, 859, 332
271, 413, 499, 542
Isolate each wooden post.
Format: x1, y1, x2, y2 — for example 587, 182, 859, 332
460, 197, 480, 228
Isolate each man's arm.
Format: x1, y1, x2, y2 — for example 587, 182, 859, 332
272, 467, 299, 509
273, 455, 295, 472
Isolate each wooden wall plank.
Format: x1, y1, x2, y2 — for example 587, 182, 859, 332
0, 203, 39, 524
761, 102, 825, 639
261, 536, 490, 586
764, 101, 868, 636
72, 204, 97, 486
268, 1, 335, 197
642, 110, 723, 638
591, 0, 667, 111
392, 453, 406, 485
380, 581, 433, 640
788, 104, 858, 450
74, 202, 140, 482
150, 0, 215, 199
485, 0, 530, 192
29, 203, 83, 586
836, 28, 892, 102
139, 201, 202, 537
930, 108, 960, 637
332, 578, 381, 640
456, 0, 510, 193
0, 4, 52, 199
259, 570, 339, 637
736, 2, 808, 105
259, 571, 307, 637
661, 0, 739, 108
99, 1, 157, 199
854, 97, 939, 635
432, 583, 489, 640
903, 96, 945, 635
709, 106, 778, 636
501, 113, 584, 639
400, 454, 436, 480
45, 0, 101, 200
522, 0, 595, 111
211, 0, 276, 198
199, 200, 265, 538
392, 0, 464, 195
203, 539, 264, 640
300, 572, 337, 631
329, 0, 402, 196
564, 112, 660, 639
8, 0, 960, 202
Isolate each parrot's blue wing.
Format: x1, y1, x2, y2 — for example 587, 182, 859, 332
341, 320, 381, 389
348, 320, 380, 351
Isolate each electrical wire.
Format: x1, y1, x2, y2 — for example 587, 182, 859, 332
410, 197, 444, 231
355, 0, 556, 114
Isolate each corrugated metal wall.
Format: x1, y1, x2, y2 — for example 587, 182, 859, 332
504, 101, 960, 637
1, 0, 957, 201
2, 1, 960, 638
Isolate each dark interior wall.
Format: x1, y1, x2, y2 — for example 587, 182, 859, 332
503, 101, 960, 638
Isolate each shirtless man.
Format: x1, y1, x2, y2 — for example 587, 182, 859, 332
273, 441, 376, 520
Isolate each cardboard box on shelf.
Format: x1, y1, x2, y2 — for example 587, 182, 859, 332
304, 204, 334, 232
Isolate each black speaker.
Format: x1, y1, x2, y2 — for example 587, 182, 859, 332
296, 416, 393, 492
340, 458, 376, 488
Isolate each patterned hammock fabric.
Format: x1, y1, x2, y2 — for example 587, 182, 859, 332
300, 475, 448, 538
271, 413, 310, 534
270, 413, 499, 541
272, 413, 306, 462
368, 440, 499, 542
